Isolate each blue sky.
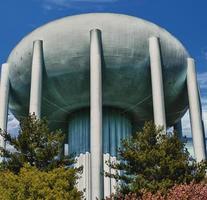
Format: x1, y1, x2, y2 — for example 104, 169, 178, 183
0, 0, 206, 136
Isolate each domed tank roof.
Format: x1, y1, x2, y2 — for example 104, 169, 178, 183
7, 13, 189, 129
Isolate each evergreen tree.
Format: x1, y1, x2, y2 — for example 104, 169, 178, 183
0, 114, 75, 173
0, 115, 83, 199
106, 121, 207, 195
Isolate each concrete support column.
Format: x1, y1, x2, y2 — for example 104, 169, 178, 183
187, 58, 206, 162
76, 156, 81, 190
90, 29, 103, 199
64, 144, 69, 156
174, 120, 183, 140
149, 36, 166, 131
110, 156, 117, 194
78, 154, 84, 191
0, 63, 10, 148
29, 40, 44, 118
104, 153, 111, 198
85, 152, 91, 200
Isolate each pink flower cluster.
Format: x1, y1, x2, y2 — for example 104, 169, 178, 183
166, 182, 207, 200
106, 182, 207, 200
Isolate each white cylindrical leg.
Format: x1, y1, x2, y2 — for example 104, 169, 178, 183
0, 63, 10, 148
75, 156, 80, 189
81, 154, 86, 196
90, 29, 103, 199
29, 40, 44, 118
174, 120, 183, 140
104, 153, 111, 198
149, 37, 166, 131
78, 154, 84, 192
64, 144, 69, 156
85, 152, 91, 200
110, 156, 117, 195
187, 58, 206, 162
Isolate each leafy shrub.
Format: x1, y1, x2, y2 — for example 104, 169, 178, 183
0, 164, 82, 200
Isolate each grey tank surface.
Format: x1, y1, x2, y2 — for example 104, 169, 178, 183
7, 13, 189, 130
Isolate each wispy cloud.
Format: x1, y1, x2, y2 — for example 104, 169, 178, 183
42, 0, 119, 10
198, 72, 207, 90
204, 52, 207, 60
201, 95, 207, 134
202, 49, 207, 61
7, 112, 19, 137
182, 95, 207, 137
182, 110, 191, 137
43, 0, 71, 10
71, 0, 118, 2
200, 47, 207, 61
182, 71, 207, 137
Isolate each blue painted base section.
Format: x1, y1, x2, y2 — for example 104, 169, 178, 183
68, 108, 132, 156
68, 110, 90, 155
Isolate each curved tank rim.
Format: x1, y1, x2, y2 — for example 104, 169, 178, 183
7, 12, 190, 62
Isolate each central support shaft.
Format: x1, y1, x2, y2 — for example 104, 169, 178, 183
90, 29, 103, 199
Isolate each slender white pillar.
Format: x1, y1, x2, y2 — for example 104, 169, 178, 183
81, 154, 86, 196
75, 156, 80, 189
174, 120, 183, 140
187, 58, 206, 162
29, 40, 44, 118
85, 152, 91, 200
149, 36, 166, 131
110, 156, 117, 194
0, 63, 10, 148
78, 154, 84, 191
90, 29, 103, 199
104, 153, 111, 198
64, 144, 69, 156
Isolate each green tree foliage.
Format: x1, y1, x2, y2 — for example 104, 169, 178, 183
0, 114, 74, 173
107, 121, 207, 195
0, 164, 82, 200
0, 114, 83, 199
